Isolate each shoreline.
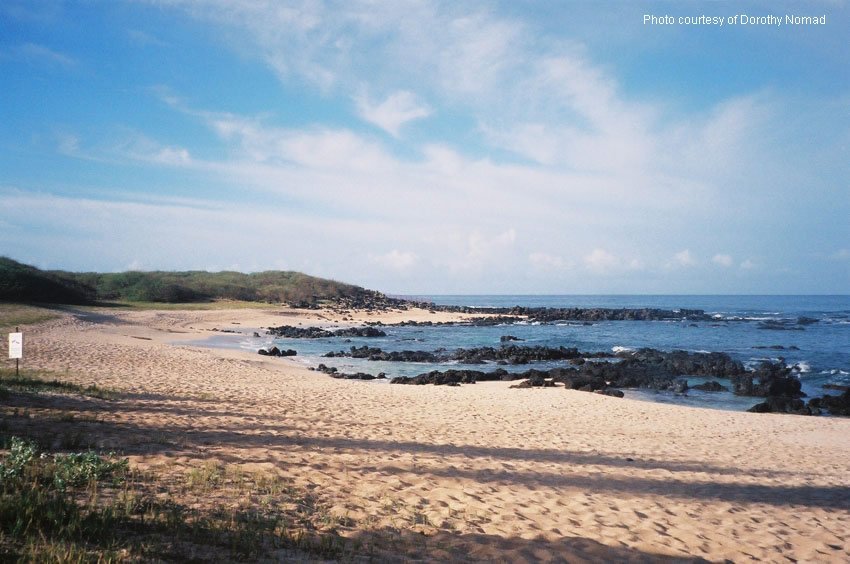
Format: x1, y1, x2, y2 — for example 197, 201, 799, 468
3, 303, 850, 561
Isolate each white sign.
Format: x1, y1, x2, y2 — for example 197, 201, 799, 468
8, 332, 23, 359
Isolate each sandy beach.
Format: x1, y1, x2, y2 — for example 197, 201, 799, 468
5, 304, 850, 562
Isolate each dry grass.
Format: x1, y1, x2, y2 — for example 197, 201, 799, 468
0, 303, 61, 332
91, 300, 275, 311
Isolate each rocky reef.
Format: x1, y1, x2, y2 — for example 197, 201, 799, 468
265, 325, 386, 338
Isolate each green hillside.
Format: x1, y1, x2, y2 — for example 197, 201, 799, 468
0, 257, 94, 304
0, 257, 376, 305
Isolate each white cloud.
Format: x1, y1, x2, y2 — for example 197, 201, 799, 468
712, 254, 733, 267
356, 90, 432, 137
528, 252, 569, 270
22, 1, 842, 293
56, 133, 81, 156
628, 258, 645, 270
0, 188, 393, 284
673, 250, 697, 267
112, 134, 196, 167
370, 250, 417, 271
153, 146, 192, 165
740, 259, 756, 270
584, 248, 618, 272
467, 228, 516, 263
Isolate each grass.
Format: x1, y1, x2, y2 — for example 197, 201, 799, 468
0, 436, 357, 561
0, 373, 359, 561
0, 303, 61, 331
0, 437, 130, 560
2, 256, 379, 306
0, 369, 119, 400
0, 371, 442, 561
91, 299, 275, 311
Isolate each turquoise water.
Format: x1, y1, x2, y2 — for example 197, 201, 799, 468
238, 295, 850, 412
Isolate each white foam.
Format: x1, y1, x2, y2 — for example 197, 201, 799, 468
794, 361, 811, 373
612, 346, 634, 353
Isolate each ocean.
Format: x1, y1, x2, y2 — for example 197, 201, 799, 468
235, 295, 850, 412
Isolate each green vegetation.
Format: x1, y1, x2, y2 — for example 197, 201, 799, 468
0, 369, 118, 400
0, 435, 354, 561
0, 303, 60, 331
1, 256, 379, 305
96, 299, 273, 311
0, 257, 93, 304
0, 371, 440, 560
0, 374, 356, 561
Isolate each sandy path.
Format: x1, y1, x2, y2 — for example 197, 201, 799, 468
9, 306, 850, 562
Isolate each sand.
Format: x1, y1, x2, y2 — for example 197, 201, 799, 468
6, 304, 850, 562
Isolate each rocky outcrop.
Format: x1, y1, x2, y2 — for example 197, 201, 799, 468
808, 390, 850, 416
374, 307, 717, 328
509, 373, 555, 388
692, 381, 729, 392
426, 305, 713, 323
523, 307, 711, 323
748, 388, 850, 417
266, 325, 386, 338
748, 396, 811, 415
459, 345, 586, 364
324, 344, 594, 364
757, 320, 804, 331
258, 346, 297, 357
390, 369, 499, 386
615, 348, 745, 379
313, 363, 385, 380
324, 346, 440, 362
730, 361, 803, 398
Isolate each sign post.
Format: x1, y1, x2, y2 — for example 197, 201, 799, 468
8, 328, 23, 378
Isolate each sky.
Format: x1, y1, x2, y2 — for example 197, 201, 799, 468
1, 0, 848, 294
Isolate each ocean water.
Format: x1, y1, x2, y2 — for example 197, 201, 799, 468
230, 295, 850, 412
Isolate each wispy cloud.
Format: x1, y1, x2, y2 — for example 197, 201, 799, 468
672, 250, 697, 268
6, 42, 77, 67
528, 252, 570, 271
355, 90, 432, 137
712, 254, 733, 267
370, 249, 417, 271
6, 1, 844, 292
127, 29, 167, 47
584, 248, 618, 273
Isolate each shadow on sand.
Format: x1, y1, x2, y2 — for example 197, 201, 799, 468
3, 390, 847, 514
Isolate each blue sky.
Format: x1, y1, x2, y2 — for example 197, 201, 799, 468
1, 0, 848, 294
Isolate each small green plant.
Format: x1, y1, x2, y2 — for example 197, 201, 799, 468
186, 460, 225, 491
0, 438, 361, 560
0, 436, 38, 481
50, 451, 128, 491
0, 437, 129, 558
